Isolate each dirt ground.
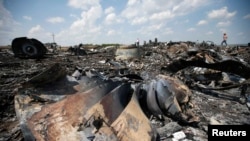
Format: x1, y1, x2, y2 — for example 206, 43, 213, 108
0, 45, 249, 141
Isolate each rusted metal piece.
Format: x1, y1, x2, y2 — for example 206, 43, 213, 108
11, 37, 47, 59
110, 92, 157, 141
82, 84, 156, 141
15, 62, 198, 140
25, 81, 123, 140
15, 64, 122, 140
15, 63, 157, 140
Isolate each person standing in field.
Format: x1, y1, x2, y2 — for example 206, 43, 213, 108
221, 33, 228, 46
136, 38, 140, 47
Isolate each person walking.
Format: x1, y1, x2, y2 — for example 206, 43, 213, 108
221, 33, 228, 46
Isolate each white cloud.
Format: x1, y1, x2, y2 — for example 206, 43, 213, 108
104, 6, 115, 14
47, 17, 65, 24
23, 16, 32, 21
131, 17, 148, 25
70, 14, 79, 20
28, 25, 44, 35
82, 5, 102, 24
0, 5, 15, 29
172, 0, 208, 15
68, 0, 100, 9
187, 27, 195, 32
121, 0, 209, 27
163, 28, 174, 35
107, 30, 116, 36
62, 0, 212, 45
138, 23, 163, 35
243, 14, 250, 19
127, 0, 139, 6
105, 7, 123, 25
3, 0, 247, 46
216, 21, 231, 27
149, 11, 174, 21
105, 13, 116, 25
70, 5, 102, 30
57, 1, 103, 45
89, 26, 101, 33
0, 1, 21, 45
197, 20, 207, 26
27, 25, 51, 42
208, 7, 236, 19
121, 7, 139, 19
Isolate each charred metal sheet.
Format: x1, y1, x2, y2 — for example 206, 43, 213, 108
165, 58, 250, 79
25, 81, 123, 141
137, 75, 197, 123
80, 84, 156, 141
14, 60, 199, 140
5, 39, 250, 141
110, 92, 157, 141
11, 37, 47, 59
15, 64, 157, 140
163, 48, 250, 79
84, 83, 133, 124
79, 91, 157, 141
15, 64, 123, 140
156, 75, 191, 104
146, 80, 164, 115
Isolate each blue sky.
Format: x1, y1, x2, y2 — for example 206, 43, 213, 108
0, 0, 250, 46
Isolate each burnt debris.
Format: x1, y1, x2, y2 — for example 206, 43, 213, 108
1, 37, 250, 141
11, 37, 48, 59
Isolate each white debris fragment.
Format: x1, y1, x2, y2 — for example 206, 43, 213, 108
172, 131, 186, 140
98, 60, 106, 64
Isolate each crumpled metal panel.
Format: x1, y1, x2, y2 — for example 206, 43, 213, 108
15, 63, 198, 141
15, 64, 157, 140
164, 48, 250, 79
156, 75, 191, 104
141, 74, 191, 118
82, 86, 156, 141
110, 93, 157, 141
24, 79, 122, 140
146, 80, 164, 115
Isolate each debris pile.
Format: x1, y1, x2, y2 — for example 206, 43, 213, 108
0, 38, 249, 141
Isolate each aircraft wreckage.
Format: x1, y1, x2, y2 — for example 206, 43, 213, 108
15, 63, 200, 141
10, 37, 250, 141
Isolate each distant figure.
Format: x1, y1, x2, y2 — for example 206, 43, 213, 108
136, 38, 140, 47
221, 33, 228, 46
